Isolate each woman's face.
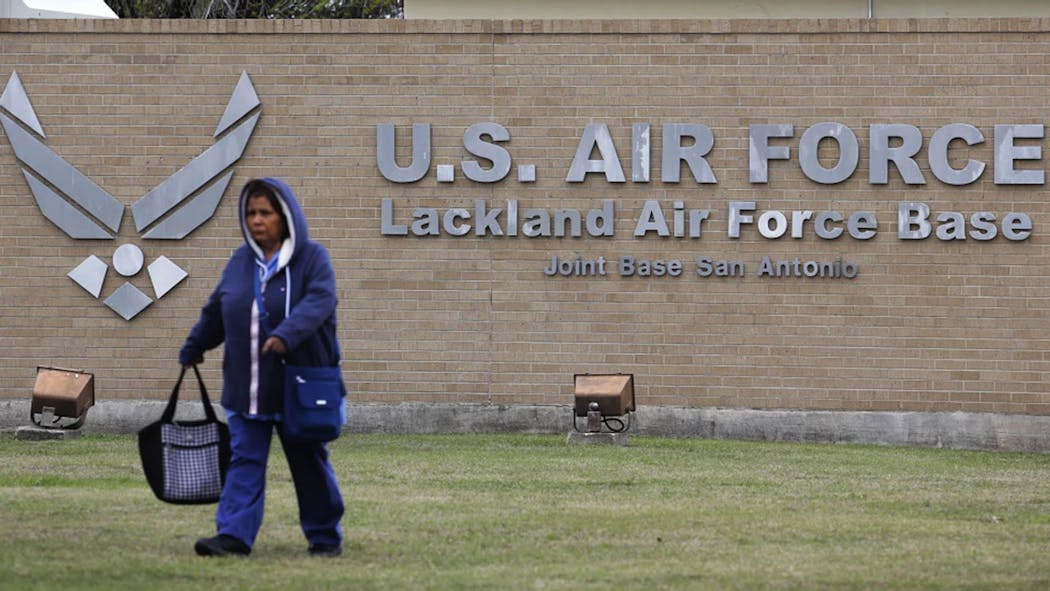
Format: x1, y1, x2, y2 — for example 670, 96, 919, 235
246, 193, 286, 253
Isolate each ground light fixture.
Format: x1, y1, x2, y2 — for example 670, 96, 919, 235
572, 373, 635, 433
30, 366, 95, 430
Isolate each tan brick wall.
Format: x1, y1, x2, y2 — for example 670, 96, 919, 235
1, 18, 1049, 415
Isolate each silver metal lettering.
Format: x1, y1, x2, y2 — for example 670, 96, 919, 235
632, 123, 650, 182
634, 200, 669, 237
930, 124, 984, 185
814, 211, 843, 239
869, 124, 924, 184
507, 200, 518, 236
898, 202, 931, 240
473, 199, 504, 236
661, 124, 716, 183
586, 200, 615, 237
377, 123, 430, 183
553, 209, 582, 237
462, 123, 511, 183
847, 211, 877, 240
994, 124, 1044, 185
935, 212, 968, 240
749, 124, 793, 183
728, 201, 755, 238
443, 208, 471, 236
380, 198, 408, 235
757, 210, 787, 239
689, 209, 711, 238
791, 210, 814, 238
799, 122, 858, 184
1002, 212, 1033, 241
566, 123, 625, 183
969, 212, 998, 240
522, 209, 550, 237
411, 208, 440, 236
672, 201, 685, 237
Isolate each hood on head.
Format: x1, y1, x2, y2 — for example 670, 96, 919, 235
238, 177, 310, 269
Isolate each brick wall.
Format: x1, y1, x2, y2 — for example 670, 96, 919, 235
1, 18, 1048, 415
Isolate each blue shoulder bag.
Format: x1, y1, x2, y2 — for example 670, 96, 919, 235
282, 364, 346, 441
256, 266, 346, 442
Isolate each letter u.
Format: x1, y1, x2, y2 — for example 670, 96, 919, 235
376, 123, 431, 183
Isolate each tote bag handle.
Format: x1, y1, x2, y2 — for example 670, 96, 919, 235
160, 365, 218, 424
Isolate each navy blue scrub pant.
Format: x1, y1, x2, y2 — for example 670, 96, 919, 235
216, 412, 344, 548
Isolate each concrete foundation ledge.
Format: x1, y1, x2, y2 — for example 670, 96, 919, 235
567, 432, 630, 446
1, 399, 1049, 452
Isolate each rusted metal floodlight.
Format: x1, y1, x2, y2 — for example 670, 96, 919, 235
30, 366, 95, 430
572, 373, 635, 433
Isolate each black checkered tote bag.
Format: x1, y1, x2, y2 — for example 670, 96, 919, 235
138, 365, 230, 505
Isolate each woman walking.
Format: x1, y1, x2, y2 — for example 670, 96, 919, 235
179, 177, 345, 558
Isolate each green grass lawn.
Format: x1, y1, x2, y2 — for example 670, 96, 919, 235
0, 432, 1048, 590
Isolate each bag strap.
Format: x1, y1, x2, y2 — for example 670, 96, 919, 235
161, 365, 218, 424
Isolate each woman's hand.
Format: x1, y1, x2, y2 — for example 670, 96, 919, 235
262, 336, 287, 355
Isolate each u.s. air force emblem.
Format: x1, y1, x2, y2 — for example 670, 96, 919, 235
0, 71, 260, 320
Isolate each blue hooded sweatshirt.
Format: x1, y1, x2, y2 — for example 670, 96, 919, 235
179, 177, 342, 416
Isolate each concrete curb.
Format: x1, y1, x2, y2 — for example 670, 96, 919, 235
2, 400, 1049, 452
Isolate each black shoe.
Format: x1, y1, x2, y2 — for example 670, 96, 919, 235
195, 534, 251, 557
307, 543, 342, 557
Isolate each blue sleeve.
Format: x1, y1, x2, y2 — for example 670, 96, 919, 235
271, 244, 337, 352
178, 273, 228, 366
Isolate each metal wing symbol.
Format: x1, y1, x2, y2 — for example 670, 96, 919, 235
132, 72, 261, 239
0, 71, 123, 238
0, 71, 261, 319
